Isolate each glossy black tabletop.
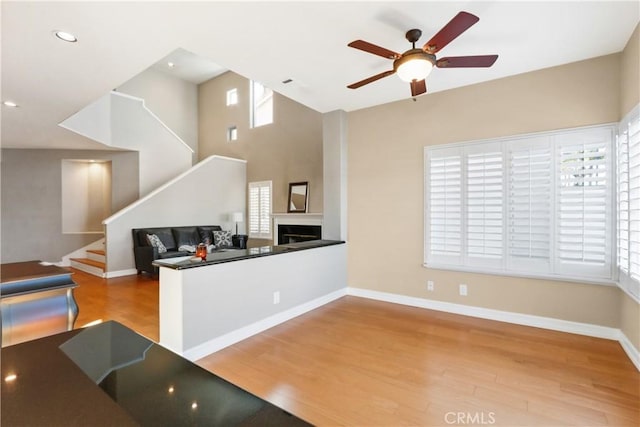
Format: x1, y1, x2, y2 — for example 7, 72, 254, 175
153, 239, 344, 270
1, 321, 312, 426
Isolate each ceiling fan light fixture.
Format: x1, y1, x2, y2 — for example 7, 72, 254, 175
395, 53, 434, 83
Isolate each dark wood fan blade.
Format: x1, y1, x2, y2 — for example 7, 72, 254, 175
348, 40, 400, 59
347, 70, 395, 89
423, 11, 479, 54
436, 55, 498, 68
410, 79, 427, 96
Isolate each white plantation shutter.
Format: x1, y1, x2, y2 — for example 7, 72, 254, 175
248, 181, 272, 239
556, 128, 612, 278
618, 106, 640, 298
466, 144, 503, 268
629, 118, 640, 284
424, 124, 614, 283
426, 147, 462, 265
507, 137, 552, 271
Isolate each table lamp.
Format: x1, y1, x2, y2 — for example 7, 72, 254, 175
232, 212, 244, 235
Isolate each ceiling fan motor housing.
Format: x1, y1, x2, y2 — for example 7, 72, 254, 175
394, 49, 436, 72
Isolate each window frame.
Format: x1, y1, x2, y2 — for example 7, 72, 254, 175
250, 80, 273, 128
616, 105, 640, 300
226, 88, 238, 106
424, 124, 616, 285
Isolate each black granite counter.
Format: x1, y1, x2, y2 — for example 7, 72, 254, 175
153, 239, 344, 270
1, 321, 312, 426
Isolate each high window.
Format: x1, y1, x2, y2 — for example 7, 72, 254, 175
617, 106, 640, 299
227, 126, 238, 142
248, 180, 272, 239
424, 124, 614, 283
226, 88, 238, 106
250, 80, 273, 128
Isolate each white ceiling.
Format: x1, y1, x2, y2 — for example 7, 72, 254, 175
1, 1, 638, 150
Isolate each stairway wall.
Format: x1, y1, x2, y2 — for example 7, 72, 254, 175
110, 94, 192, 196
103, 155, 246, 275
116, 67, 198, 162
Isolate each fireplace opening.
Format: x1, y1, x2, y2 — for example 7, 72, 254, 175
278, 224, 322, 245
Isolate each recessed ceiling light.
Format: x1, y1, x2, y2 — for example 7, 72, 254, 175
167, 62, 175, 68
54, 30, 78, 43
3, 101, 18, 108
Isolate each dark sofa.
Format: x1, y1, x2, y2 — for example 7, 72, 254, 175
132, 225, 222, 274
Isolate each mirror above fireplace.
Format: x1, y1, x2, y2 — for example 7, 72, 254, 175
287, 182, 309, 213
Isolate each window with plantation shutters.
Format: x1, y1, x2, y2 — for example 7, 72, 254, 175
426, 147, 462, 265
617, 106, 640, 298
248, 181, 272, 239
425, 124, 614, 283
507, 137, 552, 272
555, 128, 612, 279
466, 144, 503, 268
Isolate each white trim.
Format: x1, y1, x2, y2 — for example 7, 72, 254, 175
182, 288, 347, 361
110, 91, 194, 154
102, 155, 247, 224
61, 232, 105, 235
424, 263, 617, 287
104, 269, 138, 279
618, 331, 640, 371
618, 282, 640, 304
347, 287, 639, 371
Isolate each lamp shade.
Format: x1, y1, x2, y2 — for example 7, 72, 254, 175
232, 212, 244, 223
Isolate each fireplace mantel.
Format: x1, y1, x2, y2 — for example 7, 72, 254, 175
272, 213, 323, 245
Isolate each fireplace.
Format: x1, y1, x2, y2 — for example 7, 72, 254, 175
278, 224, 322, 244
272, 213, 323, 245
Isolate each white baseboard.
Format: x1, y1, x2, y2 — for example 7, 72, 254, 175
347, 287, 640, 371
183, 288, 348, 361
617, 330, 640, 371
104, 268, 138, 279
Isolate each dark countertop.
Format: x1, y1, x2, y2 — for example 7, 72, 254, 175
1, 321, 312, 426
153, 239, 345, 270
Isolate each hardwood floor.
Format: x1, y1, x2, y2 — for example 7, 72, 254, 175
72, 270, 639, 426
72, 268, 159, 341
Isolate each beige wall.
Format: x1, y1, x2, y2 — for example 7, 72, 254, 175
619, 23, 640, 352
347, 54, 623, 328
118, 67, 199, 162
198, 72, 323, 244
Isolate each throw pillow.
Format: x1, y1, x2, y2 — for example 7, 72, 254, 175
213, 230, 233, 248
147, 234, 167, 253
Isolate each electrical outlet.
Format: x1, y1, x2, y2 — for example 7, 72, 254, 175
427, 280, 434, 291
459, 284, 468, 296
273, 291, 280, 304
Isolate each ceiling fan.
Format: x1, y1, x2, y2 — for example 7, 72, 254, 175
347, 11, 498, 97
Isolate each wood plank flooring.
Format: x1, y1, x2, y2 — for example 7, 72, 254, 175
72, 269, 159, 341
71, 270, 639, 426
